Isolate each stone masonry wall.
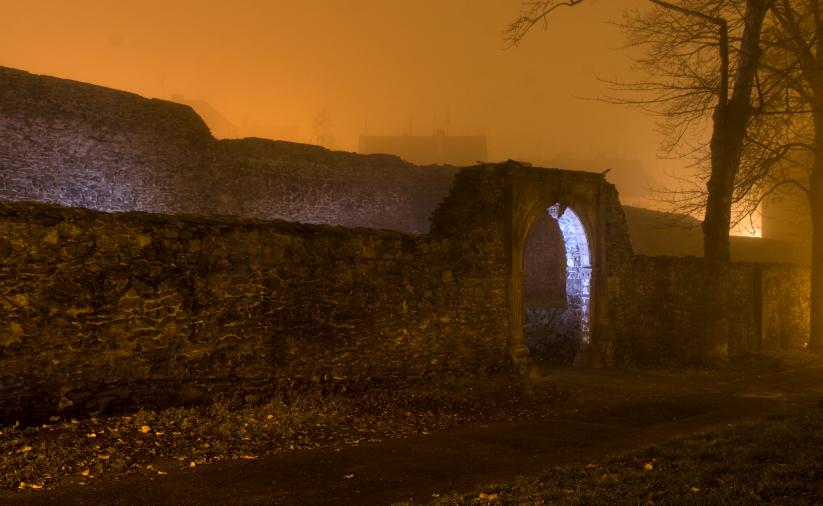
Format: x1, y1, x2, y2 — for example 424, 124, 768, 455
0, 200, 509, 424
4, 65, 812, 390
212, 139, 457, 232
610, 255, 810, 365
760, 264, 810, 350
0, 66, 457, 234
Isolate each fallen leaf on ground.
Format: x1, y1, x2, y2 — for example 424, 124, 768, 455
139, 425, 151, 434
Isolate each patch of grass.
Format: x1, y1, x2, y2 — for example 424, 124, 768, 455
630, 349, 823, 383
1, 375, 569, 492
727, 349, 823, 374
432, 399, 823, 505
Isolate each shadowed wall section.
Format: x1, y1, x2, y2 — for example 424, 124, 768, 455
610, 257, 810, 365
0, 199, 509, 424
523, 211, 569, 363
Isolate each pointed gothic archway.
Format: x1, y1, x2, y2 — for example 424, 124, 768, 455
501, 164, 623, 372
522, 203, 592, 365
431, 162, 627, 372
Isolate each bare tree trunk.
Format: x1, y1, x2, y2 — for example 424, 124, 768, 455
700, 132, 735, 361
810, 145, 823, 351
809, 3, 823, 351
700, 0, 769, 362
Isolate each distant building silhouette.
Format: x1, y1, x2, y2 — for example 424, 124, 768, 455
623, 206, 797, 264
359, 129, 487, 166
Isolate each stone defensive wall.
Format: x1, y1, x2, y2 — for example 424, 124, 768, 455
0, 66, 456, 234
0, 193, 509, 424
0, 66, 812, 423
610, 257, 810, 365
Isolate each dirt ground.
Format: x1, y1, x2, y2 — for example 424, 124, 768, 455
4, 364, 823, 505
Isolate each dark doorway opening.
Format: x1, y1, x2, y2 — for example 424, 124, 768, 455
523, 204, 591, 365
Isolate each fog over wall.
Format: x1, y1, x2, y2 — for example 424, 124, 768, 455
1, 0, 692, 211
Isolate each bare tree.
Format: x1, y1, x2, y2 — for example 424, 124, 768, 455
766, 0, 823, 351
508, 0, 772, 362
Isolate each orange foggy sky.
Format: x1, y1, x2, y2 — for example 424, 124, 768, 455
0, 0, 696, 209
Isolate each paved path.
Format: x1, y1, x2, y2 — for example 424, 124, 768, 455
5, 366, 823, 505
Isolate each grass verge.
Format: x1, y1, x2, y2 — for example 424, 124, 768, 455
431, 398, 823, 505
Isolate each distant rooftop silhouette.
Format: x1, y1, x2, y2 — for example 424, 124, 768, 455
359, 129, 487, 166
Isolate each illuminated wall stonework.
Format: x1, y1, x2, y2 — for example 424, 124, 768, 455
0, 66, 456, 234
552, 205, 592, 344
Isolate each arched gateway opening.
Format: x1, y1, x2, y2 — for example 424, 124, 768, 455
522, 204, 592, 365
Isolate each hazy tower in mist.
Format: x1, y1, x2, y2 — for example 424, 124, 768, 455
359, 129, 487, 166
